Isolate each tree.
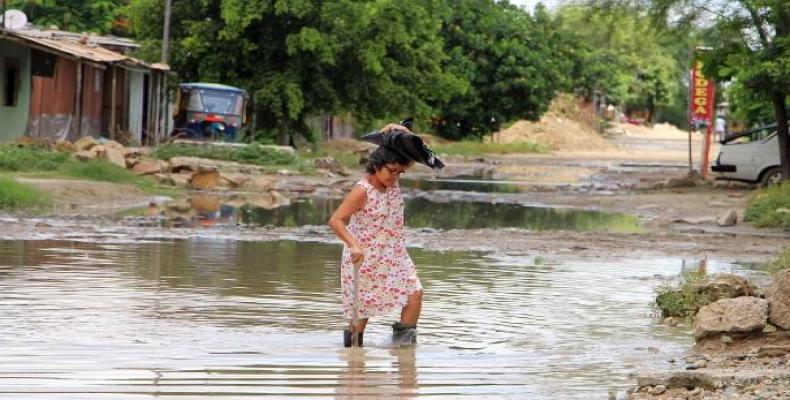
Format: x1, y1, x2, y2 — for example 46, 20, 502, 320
433, 1, 570, 139
127, 0, 465, 145
8, 0, 126, 34
625, 0, 790, 180
555, 5, 681, 125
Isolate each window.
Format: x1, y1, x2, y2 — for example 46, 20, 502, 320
3, 58, 19, 107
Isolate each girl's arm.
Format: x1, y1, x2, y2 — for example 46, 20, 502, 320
328, 185, 367, 264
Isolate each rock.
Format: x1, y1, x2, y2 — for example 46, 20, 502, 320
757, 345, 790, 357
716, 210, 738, 226
664, 317, 679, 326
188, 195, 221, 213
152, 173, 175, 186
763, 324, 777, 333
694, 274, 756, 302
313, 156, 350, 176
189, 170, 221, 190
170, 156, 217, 173
245, 191, 290, 210
247, 176, 278, 191
101, 147, 127, 168
694, 297, 768, 340
688, 387, 702, 396
221, 173, 250, 188
720, 335, 733, 345
132, 159, 164, 175
125, 156, 140, 168
55, 139, 77, 153
767, 270, 790, 330
75, 150, 96, 161
648, 385, 667, 395
102, 140, 125, 151
74, 136, 98, 151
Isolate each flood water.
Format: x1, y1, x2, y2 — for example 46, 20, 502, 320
165, 196, 641, 233
0, 238, 735, 399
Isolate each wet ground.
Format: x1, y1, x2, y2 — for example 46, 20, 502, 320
0, 238, 759, 399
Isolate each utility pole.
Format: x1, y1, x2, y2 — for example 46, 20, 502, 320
159, 0, 172, 145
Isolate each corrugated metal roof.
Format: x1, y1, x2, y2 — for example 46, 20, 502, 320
1, 28, 169, 71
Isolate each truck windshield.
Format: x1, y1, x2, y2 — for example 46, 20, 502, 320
186, 89, 242, 115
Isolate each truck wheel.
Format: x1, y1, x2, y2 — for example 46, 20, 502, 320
760, 167, 782, 187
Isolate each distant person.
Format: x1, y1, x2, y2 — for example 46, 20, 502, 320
714, 116, 726, 142
328, 122, 443, 347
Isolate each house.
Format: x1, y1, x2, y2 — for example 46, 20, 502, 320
0, 25, 170, 145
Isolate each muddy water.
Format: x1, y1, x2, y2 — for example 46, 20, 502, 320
174, 197, 641, 233
0, 239, 732, 399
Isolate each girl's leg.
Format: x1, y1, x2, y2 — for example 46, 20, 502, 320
400, 290, 423, 325
349, 318, 369, 333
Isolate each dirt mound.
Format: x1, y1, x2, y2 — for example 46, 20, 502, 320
617, 122, 687, 138
490, 95, 614, 152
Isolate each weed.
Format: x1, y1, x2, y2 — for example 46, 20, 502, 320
0, 177, 50, 209
745, 182, 790, 229
433, 140, 548, 156
653, 268, 711, 319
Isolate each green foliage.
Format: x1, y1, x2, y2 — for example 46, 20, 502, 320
0, 177, 50, 209
434, 2, 570, 139
432, 140, 548, 156
152, 143, 306, 169
0, 144, 72, 172
744, 182, 790, 228
555, 5, 681, 122
766, 248, 790, 275
653, 269, 710, 319
8, 0, 126, 34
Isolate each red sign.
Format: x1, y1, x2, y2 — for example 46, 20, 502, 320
689, 59, 715, 125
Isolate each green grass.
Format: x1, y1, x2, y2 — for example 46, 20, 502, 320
744, 182, 790, 229
0, 144, 165, 195
62, 160, 158, 191
432, 140, 548, 156
653, 267, 711, 319
765, 248, 790, 275
0, 144, 72, 171
0, 177, 50, 210
152, 143, 312, 172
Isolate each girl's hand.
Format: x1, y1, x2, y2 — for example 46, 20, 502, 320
349, 244, 364, 265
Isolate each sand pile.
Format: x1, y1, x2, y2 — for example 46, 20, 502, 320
617, 122, 687, 138
491, 99, 614, 152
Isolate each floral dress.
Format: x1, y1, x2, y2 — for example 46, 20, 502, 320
340, 179, 422, 319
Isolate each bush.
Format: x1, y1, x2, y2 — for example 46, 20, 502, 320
653, 269, 711, 319
152, 143, 302, 167
0, 144, 72, 172
744, 182, 790, 228
0, 177, 50, 209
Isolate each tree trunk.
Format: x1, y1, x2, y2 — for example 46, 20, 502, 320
771, 91, 790, 181
277, 119, 290, 146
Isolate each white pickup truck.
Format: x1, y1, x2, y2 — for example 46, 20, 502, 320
711, 123, 782, 186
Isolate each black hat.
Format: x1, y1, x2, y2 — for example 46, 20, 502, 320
361, 129, 445, 170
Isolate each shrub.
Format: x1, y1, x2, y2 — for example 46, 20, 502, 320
653, 269, 711, 319
745, 182, 790, 228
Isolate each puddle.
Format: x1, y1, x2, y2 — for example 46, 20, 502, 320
135, 195, 642, 232
400, 175, 527, 193
0, 238, 748, 398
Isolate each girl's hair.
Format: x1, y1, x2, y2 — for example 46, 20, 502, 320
366, 146, 411, 174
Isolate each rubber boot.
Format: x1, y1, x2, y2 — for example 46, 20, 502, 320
391, 322, 417, 346
343, 329, 363, 348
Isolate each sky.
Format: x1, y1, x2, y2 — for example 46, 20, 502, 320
508, 0, 565, 11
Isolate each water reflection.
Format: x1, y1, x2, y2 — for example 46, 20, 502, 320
400, 175, 524, 193
162, 196, 640, 232
0, 239, 728, 398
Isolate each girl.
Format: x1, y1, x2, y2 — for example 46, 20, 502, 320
328, 129, 441, 347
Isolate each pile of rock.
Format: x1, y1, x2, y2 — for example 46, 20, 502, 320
629, 271, 790, 399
